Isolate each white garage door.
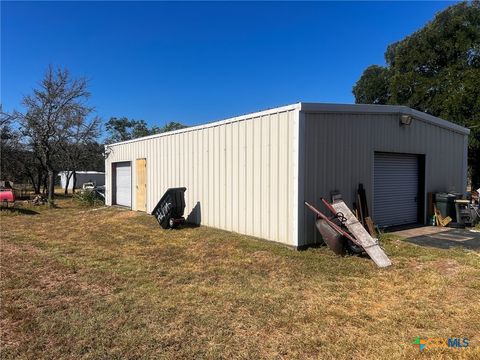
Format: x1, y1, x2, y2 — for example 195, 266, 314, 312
115, 162, 131, 207
373, 153, 419, 227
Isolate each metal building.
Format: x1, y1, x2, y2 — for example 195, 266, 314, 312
58, 171, 105, 190
105, 103, 469, 248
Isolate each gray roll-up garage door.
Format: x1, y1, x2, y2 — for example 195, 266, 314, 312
373, 153, 418, 227
114, 162, 131, 207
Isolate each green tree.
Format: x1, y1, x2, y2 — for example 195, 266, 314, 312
0, 113, 46, 193
352, 65, 390, 104
105, 118, 187, 143
160, 121, 188, 133
105, 117, 159, 143
353, 1, 480, 188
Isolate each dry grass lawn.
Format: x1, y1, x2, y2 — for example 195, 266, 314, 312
1, 199, 479, 359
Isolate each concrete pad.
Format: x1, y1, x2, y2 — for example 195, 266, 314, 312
391, 226, 480, 251
393, 226, 451, 238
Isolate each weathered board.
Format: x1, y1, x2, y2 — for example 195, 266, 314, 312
331, 200, 392, 268
365, 216, 376, 236
135, 158, 147, 212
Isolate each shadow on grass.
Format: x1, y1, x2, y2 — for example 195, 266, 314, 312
182, 222, 201, 229
0, 207, 40, 215
186, 201, 201, 226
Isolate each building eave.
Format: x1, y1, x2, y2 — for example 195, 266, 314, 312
299, 102, 470, 135
105, 102, 470, 149
106, 103, 302, 147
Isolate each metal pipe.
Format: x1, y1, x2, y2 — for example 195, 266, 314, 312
304, 201, 359, 244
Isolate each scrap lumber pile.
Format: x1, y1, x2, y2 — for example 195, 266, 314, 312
353, 184, 377, 237
32, 195, 47, 206
433, 204, 452, 227
427, 192, 480, 228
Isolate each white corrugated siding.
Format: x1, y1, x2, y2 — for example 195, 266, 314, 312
106, 109, 298, 246
301, 112, 467, 246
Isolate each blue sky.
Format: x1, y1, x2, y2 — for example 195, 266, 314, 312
2, 1, 456, 129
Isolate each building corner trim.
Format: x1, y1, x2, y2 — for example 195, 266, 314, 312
292, 110, 306, 247
462, 135, 468, 195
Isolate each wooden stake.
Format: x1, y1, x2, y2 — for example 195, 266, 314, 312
365, 216, 376, 236
357, 193, 365, 225
433, 204, 446, 226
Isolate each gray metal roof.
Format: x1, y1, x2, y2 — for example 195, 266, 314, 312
300, 102, 470, 135
107, 102, 469, 147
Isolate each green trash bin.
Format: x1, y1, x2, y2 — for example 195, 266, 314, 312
435, 193, 460, 222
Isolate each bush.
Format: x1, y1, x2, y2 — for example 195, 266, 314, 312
73, 190, 104, 207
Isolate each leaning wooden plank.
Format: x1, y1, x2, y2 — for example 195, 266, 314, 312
356, 193, 365, 225
358, 183, 369, 219
365, 216, 376, 236
427, 192, 434, 218
331, 200, 392, 268
434, 204, 443, 226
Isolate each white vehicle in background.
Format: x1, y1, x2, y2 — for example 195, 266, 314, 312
80, 182, 105, 200
82, 182, 96, 191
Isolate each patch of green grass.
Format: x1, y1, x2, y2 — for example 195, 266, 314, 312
1, 199, 479, 359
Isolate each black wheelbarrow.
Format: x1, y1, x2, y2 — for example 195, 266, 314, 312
152, 187, 187, 229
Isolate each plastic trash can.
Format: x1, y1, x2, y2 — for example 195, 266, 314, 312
152, 187, 187, 229
435, 193, 459, 221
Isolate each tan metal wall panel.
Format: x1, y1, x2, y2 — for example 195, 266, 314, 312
105, 108, 299, 246
301, 112, 467, 246
260, 116, 270, 240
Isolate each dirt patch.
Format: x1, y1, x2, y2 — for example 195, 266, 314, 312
430, 259, 462, 275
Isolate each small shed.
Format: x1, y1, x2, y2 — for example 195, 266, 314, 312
59, 171, 105, 190
104, 103, 469, 248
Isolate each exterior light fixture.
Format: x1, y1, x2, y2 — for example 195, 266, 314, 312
400, 114, 413, 126
103, 146, 112, 159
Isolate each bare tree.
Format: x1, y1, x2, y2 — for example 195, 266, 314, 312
59, 115, 101, 194
1, 108, 45, 192
13, 66, 95, 205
